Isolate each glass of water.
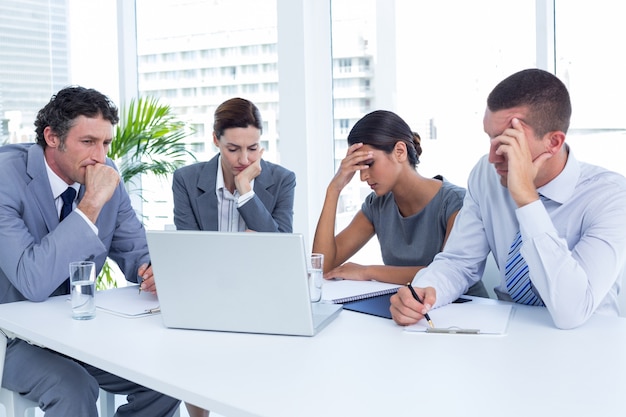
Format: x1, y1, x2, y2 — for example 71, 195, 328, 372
308, 253, 324, 302
69, 261, 96, 320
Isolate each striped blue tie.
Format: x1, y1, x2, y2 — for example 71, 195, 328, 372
504, 231, 544, 306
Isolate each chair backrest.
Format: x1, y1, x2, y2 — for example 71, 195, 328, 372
482, 253, 499, 299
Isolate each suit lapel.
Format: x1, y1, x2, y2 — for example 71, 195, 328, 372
25, 144, 59, 232
195, 156, 219, 230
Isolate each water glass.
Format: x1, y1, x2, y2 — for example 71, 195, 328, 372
69, 261, 96, 320
308, 253, 324, 302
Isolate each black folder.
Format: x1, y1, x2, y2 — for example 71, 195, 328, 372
342, 291, 472, 320
341, 291, 397, 319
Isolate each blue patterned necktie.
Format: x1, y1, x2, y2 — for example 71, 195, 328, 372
504, 231, 544, 306
59, 187, 76, 221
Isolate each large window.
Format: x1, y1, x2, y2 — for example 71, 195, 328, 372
134, 0, 279, 230
1, 0, 624, 245
554, 0, 626, 174
331, 0, 537, 262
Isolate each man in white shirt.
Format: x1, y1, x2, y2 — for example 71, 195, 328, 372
390, 68, 626, 329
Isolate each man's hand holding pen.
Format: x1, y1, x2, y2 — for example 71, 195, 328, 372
138, 262, 156, 295
390, 284, 436, 326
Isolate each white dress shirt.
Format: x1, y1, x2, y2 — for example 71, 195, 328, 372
215, 155, 255, 232
44, 157, 97, 234
415, 148, 626, 329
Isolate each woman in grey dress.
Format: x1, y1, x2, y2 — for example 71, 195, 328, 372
313, 110, 465, 286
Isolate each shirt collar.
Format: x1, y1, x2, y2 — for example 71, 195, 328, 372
537, 144, 579, 204
44, 156, 79, 199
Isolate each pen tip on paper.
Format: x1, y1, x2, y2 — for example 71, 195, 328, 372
427, 320, 434, 329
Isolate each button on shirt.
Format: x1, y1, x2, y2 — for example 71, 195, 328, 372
414, 148, 626, 329
215, 155, 255, 232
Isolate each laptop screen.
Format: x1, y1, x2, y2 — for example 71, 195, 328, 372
146, 230, 341, 336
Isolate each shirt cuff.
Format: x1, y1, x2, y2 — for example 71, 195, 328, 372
516, 199, 554, 239
237, 190, 255, 207
75, 208, 99, 235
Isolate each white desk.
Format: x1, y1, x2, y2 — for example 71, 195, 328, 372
0, 295, 624, 417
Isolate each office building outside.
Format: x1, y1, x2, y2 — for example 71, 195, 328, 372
136, 6, 376, 230
0, 0, 70, 144
0, 0, 379, 231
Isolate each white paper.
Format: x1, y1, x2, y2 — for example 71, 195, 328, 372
95, 285, 160, 317
405, 303, 513, 335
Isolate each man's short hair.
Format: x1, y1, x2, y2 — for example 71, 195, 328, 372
487, 68, 571, 137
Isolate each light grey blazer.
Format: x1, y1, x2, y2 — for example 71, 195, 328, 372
172, 154, 296, 232
0, 143, 149, 303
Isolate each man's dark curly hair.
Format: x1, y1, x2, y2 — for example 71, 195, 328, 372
34, 86, 119, 149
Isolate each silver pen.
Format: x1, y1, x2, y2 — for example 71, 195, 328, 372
139, 261, 151, 294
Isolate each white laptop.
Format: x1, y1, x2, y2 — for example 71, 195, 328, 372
146, 230, 342, 336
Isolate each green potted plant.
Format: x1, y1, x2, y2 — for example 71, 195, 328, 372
97, 96, 196, 289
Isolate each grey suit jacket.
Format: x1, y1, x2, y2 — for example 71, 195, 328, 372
172, 154, 296, 232
0, 143, 149, 303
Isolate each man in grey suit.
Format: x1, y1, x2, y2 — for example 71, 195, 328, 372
0, 87, 180, 416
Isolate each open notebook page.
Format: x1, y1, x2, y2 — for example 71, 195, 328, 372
321, 279, 402, 304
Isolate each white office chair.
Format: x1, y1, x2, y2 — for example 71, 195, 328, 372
0, 387, 38, 417
0, 329, 37, 417
0, 386, 115, 417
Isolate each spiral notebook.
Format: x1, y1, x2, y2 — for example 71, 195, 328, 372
321, 280, 402, 304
